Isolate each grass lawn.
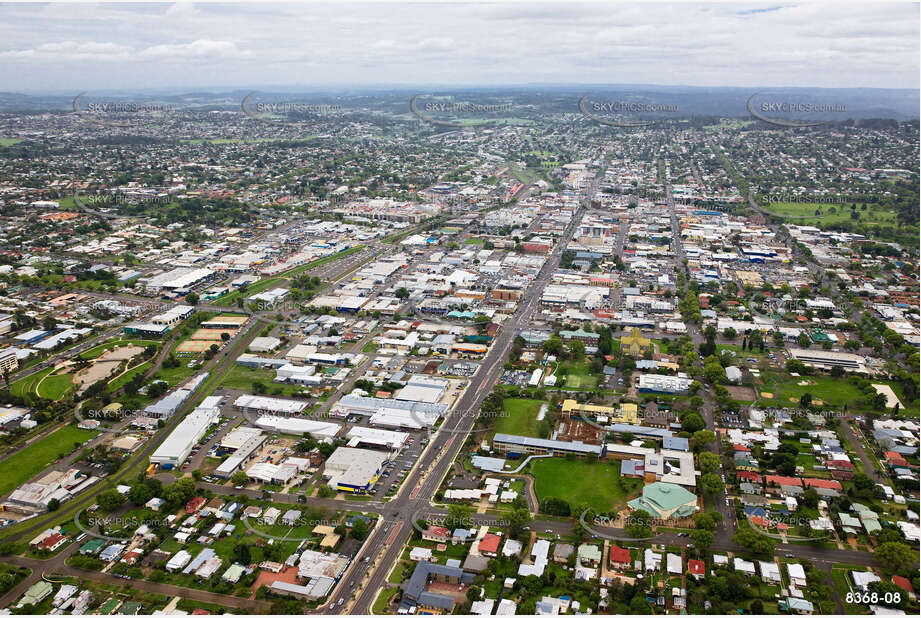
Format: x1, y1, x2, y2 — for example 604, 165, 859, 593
79, 338, 159, 360
216, 364, 308, 398
491, 398, 544, 438
883, 380, 921, 417
831, 568, 872, 615
373, 587, 399, 613
462, 237, 485, 245
716, 343, 769, 360
761, 201, 901, 227
0, 425, 99, 496
795, 453, 816, 471
0, 138, 23, 146
558, 361, 599, 390
108, 360, 152, 391
37, 372, 75, 399
760, 201, 917, 246
757, 372, 867, 408
10, 366, 53, 398
531, 458, 641, 512
149, 361, 199, 387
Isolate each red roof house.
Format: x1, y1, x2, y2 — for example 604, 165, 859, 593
422, 526, 450, 542
38, 532, 67, 552
892, 576, 915, 597
185, 496, 206, 514
765, 475, 802, 487
478, 534, 501, 556
802, 478, 842, 491
609, 545, 631, 568
688, 559, 705, 578
885, 451, 909, 467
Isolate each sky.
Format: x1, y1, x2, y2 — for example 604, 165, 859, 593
0, 1, 917, 93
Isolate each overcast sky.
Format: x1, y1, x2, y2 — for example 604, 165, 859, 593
0, 1, 917, 93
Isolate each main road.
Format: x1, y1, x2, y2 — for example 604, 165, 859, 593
337, 167, 605, 614
664, 165, 734, 527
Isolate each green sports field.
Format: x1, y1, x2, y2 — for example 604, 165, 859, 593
0, 425, 99, 496
760, 200, 905, 230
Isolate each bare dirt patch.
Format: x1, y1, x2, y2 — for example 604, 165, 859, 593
725, 385, 757, 401
74, 344, 144, 394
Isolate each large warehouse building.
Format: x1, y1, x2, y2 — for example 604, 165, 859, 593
150, 396, 222, 469
323, 447, 389, 494
254, 415, 341, 439
789, 348, 867, 372
234, 394, 308, 416
143, 267, 216, 293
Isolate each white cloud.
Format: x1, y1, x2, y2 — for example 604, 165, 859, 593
0, 1, 914, 90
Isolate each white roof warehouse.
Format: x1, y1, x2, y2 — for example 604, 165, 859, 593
150, 396, 222, 470
233, 394, 308, 416
323, 447, 389, 493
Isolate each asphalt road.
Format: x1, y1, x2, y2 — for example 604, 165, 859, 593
337, 169, 597, 615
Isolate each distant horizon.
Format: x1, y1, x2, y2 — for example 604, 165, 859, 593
7, 83, 921, 97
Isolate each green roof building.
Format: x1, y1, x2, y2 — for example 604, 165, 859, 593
80, 538, 105, 554
628, 482, 698, 520
222, 563, 246, 583
97, 598, 121, 614
577, 544, 603, 565
19, 581, 53, 607
118, 601, 142, 615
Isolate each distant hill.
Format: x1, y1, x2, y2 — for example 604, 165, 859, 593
0, 85, 916, 120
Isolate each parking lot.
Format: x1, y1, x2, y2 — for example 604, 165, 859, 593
373, 434, 429, 497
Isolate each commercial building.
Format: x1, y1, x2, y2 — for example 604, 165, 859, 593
491, 433, 603, 458
562, 399, 640, 425
6, 468, 99, 512
220, 427, 264, 452
331, 394, 448, 421
254, 415, 341, 439
234, 394, 308, 416
404, 561, 474, 613
789, 348, 867, 372
0, 347, 19, 373
249, 287, 289, 307
627, 481, 698, 520
215, 429, 267, 478
296, 549, 349, 598
249, 336, 282, 353
32, 327, 92, 350
275, 364, 323, 386
143, 373, 210, 420
345, 426, 409, 451
246, 461, 299, 484
637, 374, 692, 395
143, 267, 216, 292
395, 375, 449, 404
149, 397, 222, 469
323, 447, 389, 493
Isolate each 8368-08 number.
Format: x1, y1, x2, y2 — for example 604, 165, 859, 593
845, 591, 900, 605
